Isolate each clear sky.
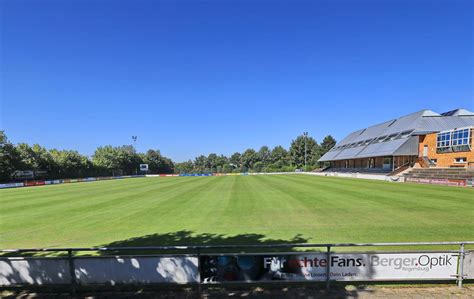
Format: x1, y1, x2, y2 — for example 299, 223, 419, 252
1, 0, 473, 161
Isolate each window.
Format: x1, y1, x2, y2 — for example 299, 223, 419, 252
452, 128, 469, 145
436, 131, 451, 149
368, 158, 375, 168
437, 127, 471, 153
364, 138, 374, 145
387, 133, 398, 141
455, 157, 467, 163
452, 128, 471, 152
399, 130, 414, 139
383, 157, 392, 169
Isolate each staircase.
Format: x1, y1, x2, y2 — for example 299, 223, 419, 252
421, 156, 436, 167
404, 168, 474, 181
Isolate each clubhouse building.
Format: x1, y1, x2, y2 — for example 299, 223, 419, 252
318, 108, 474, 171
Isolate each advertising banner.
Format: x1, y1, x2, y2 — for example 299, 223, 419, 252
406, 177, 467, 187
45, 180, 62, 185
75, 256, 199, 284
25, 181, 45, 187
200, 252, 458, 283
0, 182, 24, 189
0, 256, 199, 286
0, 258, 71, 285
81, 177, 97, 182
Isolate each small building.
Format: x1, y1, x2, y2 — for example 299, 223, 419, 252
318, 108, 474, 171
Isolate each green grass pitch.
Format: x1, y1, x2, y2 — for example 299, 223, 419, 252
1, 175, 473, 250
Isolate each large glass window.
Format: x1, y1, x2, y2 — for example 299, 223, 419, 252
436, 127, 471, 153
452, 128, 469, 146
436, 131, 451, 149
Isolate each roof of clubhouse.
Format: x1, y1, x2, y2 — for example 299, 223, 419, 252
318, 108, 474, 162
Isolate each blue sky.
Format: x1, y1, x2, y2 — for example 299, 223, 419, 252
1, 0, 472, 161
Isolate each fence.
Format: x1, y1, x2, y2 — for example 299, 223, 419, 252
1, 241, 473, 292
0, 175, 146, 189
0, 173, 295, 189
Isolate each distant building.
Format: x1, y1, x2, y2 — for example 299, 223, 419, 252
318, 108, 474, 170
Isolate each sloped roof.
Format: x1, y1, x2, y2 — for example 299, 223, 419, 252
319, 108, 474, 162
414, 116, 474, 134
441, 109, 474, 116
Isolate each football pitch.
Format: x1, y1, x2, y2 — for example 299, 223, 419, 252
1, 175, 473, 250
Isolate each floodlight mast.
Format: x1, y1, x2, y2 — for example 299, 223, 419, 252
304, 132, 308, 171
132, 136, 138, 175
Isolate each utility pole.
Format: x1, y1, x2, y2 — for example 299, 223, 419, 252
132, 136, 138, 175
304, 132, 308, 171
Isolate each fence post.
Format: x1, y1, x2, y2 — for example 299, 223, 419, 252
197, 247, 202, 296
458, 243, 465, 288
325, 246, 331, 291
67, 249, 76, 296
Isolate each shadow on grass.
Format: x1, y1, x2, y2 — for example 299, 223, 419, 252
1, 230, 313, 257
98, 230, 312, 255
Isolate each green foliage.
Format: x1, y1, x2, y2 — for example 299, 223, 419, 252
0, 131, 20, 182
50, 149, 92, 178
0, 130, 336, 181
252, 161, 264, 172
320, 135, 337, 157
241, 148, 258, 170
270, 146, 289, 165
142, 149, 174, 174
257, 146, 271, 165
174, 160, 194, 174
289, 135, 320, 168
229, 152, 242, 168
92, 145, 123, 175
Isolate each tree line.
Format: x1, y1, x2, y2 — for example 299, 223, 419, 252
0, 130, 336, 182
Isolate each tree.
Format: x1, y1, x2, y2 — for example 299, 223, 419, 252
116, 145, 142, 175
194, 155, 208, 173
159, 156, 175, 174
289, 135, 319, 169
92, 146, 122, 176
50, 149, 92, 178
270, 145, 289, 165
175, 160, 194, 174
215, 155, 229, 171
241, 148, 258, 170
253, 161, 264, 172
15, 143, 55, 174
0, 131, 20, 182
258, 146, 271, 169
15, 143, 39, 170
221, 163, 233, 173
229, 152, 242, 168
319, 135, 337, 157
142, 150, 174, 174
207, 153, 219, 172
0, 129, 338, 180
